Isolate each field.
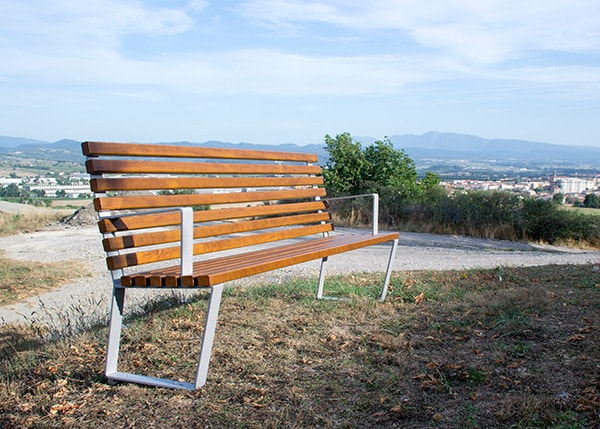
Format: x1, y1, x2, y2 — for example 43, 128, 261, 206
563, 205, 600, 216
1, 265, 598, 428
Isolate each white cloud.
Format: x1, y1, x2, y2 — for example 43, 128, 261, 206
0, 0, 194, 55
138, 49, 438, 96
238, 0, 600, 65
187, 0, 209, 12
1, 0, 599, 101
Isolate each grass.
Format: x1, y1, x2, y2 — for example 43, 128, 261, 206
562, 205, 600, 216
1, 264, 598, 428
0, 251, 90, 306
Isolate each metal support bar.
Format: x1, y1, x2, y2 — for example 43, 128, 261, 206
101, 206, 195, 279
105, 285, 125, 378
104, 284, 225, 390
316, 257, 328, 299
325, 193, 379, 235
315, 239, 398, 302
194, 284, 224, 388
180, 207, 194, 276
379, 238, 399, 302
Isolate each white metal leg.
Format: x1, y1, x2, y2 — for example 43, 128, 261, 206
194, 284, 224, 389
379, 238, 399, 302
104, 284, 225, 390
316, 257, 328, 299
105, 286, 125, 378
316, 240, 398, 302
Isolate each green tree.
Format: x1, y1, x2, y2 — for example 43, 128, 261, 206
0, 183, 21, 198
419, 171, 441, 192
583, 193, 600, 208
323, 132, 367, 195
552, 193, 565, 205
364, 138, 416, 187
31, 189, 46, 198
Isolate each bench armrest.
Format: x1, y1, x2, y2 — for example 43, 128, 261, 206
100, 207, 194, 276
179, 207, 194, 276
323, 193, 379, 235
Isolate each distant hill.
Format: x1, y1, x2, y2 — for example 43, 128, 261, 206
1, 132, 599, 166
387, 131, 600, 163
0, 136, 52, 148
0, 137, 84, 162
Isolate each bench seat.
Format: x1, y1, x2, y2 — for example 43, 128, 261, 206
123, 232, 399, 287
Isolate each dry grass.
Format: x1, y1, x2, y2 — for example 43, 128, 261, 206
1, 265, 598, 428
0, 251, 90, 306
0, 210, 68, 237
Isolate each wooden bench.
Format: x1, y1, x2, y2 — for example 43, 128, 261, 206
83, 141, 399, 390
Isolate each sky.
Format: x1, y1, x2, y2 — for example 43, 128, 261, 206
1, 0, 600, 147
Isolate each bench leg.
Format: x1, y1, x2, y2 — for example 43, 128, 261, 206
379, 238, 399, 302
105, 286, 125, 380
316, 257, 328, 299
316, 239, 398, 302
194, 283, 224, 389
104, 285, 225, 390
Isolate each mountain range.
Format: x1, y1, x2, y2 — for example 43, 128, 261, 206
1, 132, 599, 166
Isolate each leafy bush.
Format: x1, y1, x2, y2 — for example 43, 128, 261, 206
322, 132, 600, 247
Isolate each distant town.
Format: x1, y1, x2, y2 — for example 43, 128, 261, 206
1, 134, 599, 206
1, 169, 598, 206
444, 173, 600, 204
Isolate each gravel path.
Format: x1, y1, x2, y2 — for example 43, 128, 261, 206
1, 225, 598, 328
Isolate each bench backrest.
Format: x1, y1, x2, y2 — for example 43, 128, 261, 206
83, 142, 331, 272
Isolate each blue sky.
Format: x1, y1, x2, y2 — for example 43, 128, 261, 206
1, 0, 600, 147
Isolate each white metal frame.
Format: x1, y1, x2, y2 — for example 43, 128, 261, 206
100, 206, 220, 390
104, 283, 224, 390
97, 194, 398, 389
316, 193, 399, 302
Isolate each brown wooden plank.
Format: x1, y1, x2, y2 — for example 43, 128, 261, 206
120, 232, 399, 287
90, 176, 323, 192
94, 188, 326, 211
98, 201, 327, 232
102, 212, 332, 251
124, 235, 345, 287
86, 159, 321, 175
197, 233, 399, 286
82, 141, 318, 162
107, 223, 333, 270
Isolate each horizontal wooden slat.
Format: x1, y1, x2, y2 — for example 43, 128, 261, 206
86, 159, 321, 175
94, 188, 327, 211
98, 201, 327, 232
108, 223, 333, 270
120, 232, 399, 287
82, 141, 318, 162
90, 176, 323, 192
103, 212, 332, 251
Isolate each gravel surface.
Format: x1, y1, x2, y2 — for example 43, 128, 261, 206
1, 224, 599, 329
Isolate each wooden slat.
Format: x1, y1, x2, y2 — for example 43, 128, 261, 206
108, 223, 333, 270
86, 159, 321, 175
94, 188, 327, 211
98, 201, 327, 232
120, 232, 399, 287
102, 212, 332, 251
82, 141, 318, 162
90, 176, 323, 192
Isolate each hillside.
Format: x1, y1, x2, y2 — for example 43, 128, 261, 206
1, 132, 600, 167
